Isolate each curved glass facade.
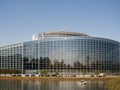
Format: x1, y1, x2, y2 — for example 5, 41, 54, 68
23, 36, 120, 75
0, 31, 120, 75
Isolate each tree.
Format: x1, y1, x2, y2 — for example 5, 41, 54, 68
106, 70, 111, 76
40, 69, 49, 76
82, 70, 87, 77
55, 70, 59, 76
94, 70, 100, 77
114, 72, 120, 75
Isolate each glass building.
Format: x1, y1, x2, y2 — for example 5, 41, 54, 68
0, 31, 120, 76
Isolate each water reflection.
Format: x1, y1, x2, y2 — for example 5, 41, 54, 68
0, 79, 107, 90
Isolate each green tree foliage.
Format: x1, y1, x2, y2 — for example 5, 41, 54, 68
0, 69, 21, 74
94, 70, 100, 77
106, 70, 111, 76
114, 72, 120, 75
55, 70, 59, 76
40, 69, 49, 76
82, 70, 87, 77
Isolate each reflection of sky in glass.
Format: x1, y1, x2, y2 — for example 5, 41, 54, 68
36, 37, 119, 66
23, 41, 38, 59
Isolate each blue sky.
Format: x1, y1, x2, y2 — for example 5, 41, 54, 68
0, 0, 120, 46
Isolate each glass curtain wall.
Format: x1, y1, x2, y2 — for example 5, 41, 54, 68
23, 41, 38, 74
36, 37, 120, 75
0, 37, 120, 75
0, 44, 22, 73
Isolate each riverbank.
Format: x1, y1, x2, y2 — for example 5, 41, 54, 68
0, 76, 120, 81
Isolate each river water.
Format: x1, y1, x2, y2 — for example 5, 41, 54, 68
0, 79, 107, 90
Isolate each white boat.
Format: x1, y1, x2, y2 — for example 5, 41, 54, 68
77, 80, 87, 85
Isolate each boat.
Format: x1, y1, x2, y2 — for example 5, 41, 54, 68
77, 80, 87, 85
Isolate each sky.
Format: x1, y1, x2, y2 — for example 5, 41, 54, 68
0, 0, 120, 46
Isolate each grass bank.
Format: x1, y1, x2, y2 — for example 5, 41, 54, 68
106, 78, 120, 90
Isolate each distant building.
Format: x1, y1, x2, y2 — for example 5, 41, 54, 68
0, 31, 120, 75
